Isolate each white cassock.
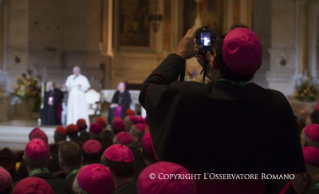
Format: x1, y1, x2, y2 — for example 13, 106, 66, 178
65, 74, 90, 125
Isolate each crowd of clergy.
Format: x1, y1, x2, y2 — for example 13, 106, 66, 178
1, 107, 319, 194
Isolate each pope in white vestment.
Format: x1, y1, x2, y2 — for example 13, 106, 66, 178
65, 66, 90, 125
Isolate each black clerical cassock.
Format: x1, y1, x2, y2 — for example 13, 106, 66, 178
41, 88, 63, 125
108, 90, 132, 123
139, 54, 305, 175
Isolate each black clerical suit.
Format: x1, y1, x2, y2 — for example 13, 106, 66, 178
65, 170, 78, 191
133, 147, 146, 180
42, 88, 63, 125
139, 54, 305, 174
79, 130, 90, 144
108, 90, 131, 123
117, 181, 138, 194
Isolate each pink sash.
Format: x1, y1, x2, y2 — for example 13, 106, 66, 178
115, 106, 123, 117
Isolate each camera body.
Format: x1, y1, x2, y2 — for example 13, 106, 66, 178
195, 26, 216, 55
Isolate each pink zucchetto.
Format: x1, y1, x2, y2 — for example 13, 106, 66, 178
77, 164, 115, 194
104, 144, 134, 162
138, 161, 197, 194
222, 28, 262, 75
29, 128, 40, 137
304, 124, 319, 142
143, 131, 155, 157
25, 139, 50, 160
112, 119, 125, 131
303, 146, 319, 168
90, 123, 103, 134
136, 116, 145, 124
13, 177, 54, 194
83, 140, 102, 154
0, 167, 11, 192
116, 132, 133, 145
135, 123, 146, 132
30, 129, 48, 143
129, 115, 139, 124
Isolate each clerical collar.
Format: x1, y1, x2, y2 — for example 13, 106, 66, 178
29, 167, 50, 177
66, 169, 79, 180
307, 182, 319, 193
217, 78, 250, 86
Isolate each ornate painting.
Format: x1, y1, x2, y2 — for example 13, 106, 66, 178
118, 0, 152, 48
183, 0, 224, 36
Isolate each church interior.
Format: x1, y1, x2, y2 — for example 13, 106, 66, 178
1, 0, 319, 193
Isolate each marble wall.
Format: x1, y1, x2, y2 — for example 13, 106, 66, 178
4, 0, 103, 91
266, 0, 319, 96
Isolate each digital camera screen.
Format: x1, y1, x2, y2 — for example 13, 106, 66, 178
200, 32, 211, 47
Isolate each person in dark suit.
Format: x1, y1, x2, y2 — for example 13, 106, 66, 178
139, 25, 305, 194
58, 141, 82, 190
41, 81, 63, 125
101, 145, 137, 194
108, 82, 132, 123
77, 119, 90, 144
0, 167, 12, 194
17, 128, 61, 181
13, 139, 71, 194
82, 139, 103, 165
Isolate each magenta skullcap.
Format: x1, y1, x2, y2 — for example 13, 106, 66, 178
222, 28, 262, 75
303, 146, 319, 168
316, 104, 319, 111
30, 129, 48, 143
83, 140, 102, 154
135, 123, 146, 132
25, 139, 50, 160
116, 132, 133, 144
138, 161, 197, 194
143, 131, 155, 157
129, 115, 139, 124
77, 164, 115, 194
29, 128, 40, 137
90, 122, 103, 134
13, 177, 54, 194
0, 167, 11, 192
305, 124, 319, 142
136, 116, 145, 124
112, 119, 125, 131
104, 144, 134, 162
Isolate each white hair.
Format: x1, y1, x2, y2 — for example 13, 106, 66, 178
72, 174, 88, 194
73, 66, 81, 71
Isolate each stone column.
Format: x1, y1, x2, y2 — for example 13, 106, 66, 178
0, 1, 9, 122
298, 2, 309, 75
